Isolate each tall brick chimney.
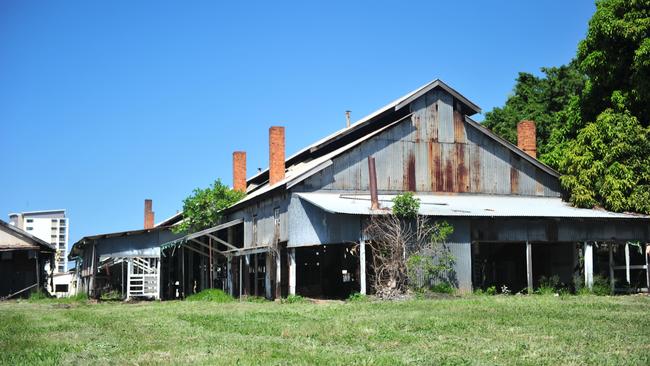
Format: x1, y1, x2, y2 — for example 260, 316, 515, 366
233, 151, 247, 192
144, 199, 154, 229
517, 120, 537, 158
269, 126, 285, 185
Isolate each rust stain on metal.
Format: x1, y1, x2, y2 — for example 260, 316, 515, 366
510, 155, 520, 194
471, 146, 481, 192
444, 148, 454, 192
428, 100, 439, 142
404, 152, 416, 191
456, 144, 469, 192
432, 142, 443, 191
414, 115, 421, 143
453, 102, 466, 143
510, 167, 519, 194
427, 141, 435, 191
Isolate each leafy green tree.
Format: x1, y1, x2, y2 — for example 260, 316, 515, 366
481, 62, 585, 163
577, 0, 650, 125
173, 179, 245, 233
483, 0, 650, 213
560, 107, 650, 213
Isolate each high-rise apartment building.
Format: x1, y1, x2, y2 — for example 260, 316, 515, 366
9, 210, 68, 273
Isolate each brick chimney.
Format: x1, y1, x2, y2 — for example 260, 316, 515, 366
144, 199, 154, 229
517, 120, 537, 158
269, 126, 285, 185
233, 151, 247, 192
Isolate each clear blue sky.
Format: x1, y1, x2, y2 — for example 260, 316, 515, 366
0, 1, 595, 254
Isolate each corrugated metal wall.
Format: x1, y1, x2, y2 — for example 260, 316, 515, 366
287, 194, 361, 247
296, 88, 561, 197
227, 193, 290, 248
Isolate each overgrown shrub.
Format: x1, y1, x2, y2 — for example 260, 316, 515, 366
243, 296, 267, 303
473, 286, 497, 296
282, 295, 307, 304
536, 275, 561, 295
392, 192, 420, 219
430, 283, 454, 294
185, 289, 234, 302
576, 275, 612, 296
28, 291, 48, 301
347, 292, 369, 302
100, 290, 122, 301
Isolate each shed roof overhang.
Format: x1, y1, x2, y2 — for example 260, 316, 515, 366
159, 218, 265, 258
295, 192, 650, 219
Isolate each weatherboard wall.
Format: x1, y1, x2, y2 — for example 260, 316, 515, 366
295, 89, 561, 197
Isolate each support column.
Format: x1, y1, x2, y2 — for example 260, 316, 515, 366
227, 257, 233, 296
584, 242, 594, 290
359, 239, 367, 295
239, 256, 243, 299
609, 244, 615, 293
126, 258, 132, 300
526, 241, 533, 294
243, 255, 250, 296
646, 244, 650, 292
265, 253, 272, 299
254, 254, 259, 296
156, 256, 162, 300
625, 242, 631, 285
275, 251, 281, 299
35, 252, 40, 293
288, 248, 296, 296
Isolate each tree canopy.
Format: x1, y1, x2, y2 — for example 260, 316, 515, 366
173, 179, 245, 233
482, 0, 650, 214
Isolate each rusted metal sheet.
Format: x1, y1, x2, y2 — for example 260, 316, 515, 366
297, 87, 561, 198
437, 91, 455, 143
510, 155, 520, 194
424, 91, 439, 142
405, 151, 416, 191
456, 144, 469, 192
453, 101, 467, 143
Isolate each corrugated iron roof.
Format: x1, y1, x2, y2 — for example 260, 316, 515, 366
0, 219, 56, 252
295, 193, 650, 219
246, 78, 481, 186
226, 114, 412, 212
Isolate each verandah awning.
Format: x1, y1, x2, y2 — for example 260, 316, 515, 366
160, 218, 271, 257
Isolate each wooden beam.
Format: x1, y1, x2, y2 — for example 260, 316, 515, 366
189, 238, 225, 255
206, 234, 238, 250
185, 218, 244, 241
526, 241, 533, 294
182, 244, 210, 259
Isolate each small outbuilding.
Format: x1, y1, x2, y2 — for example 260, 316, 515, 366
0, 219, 56, 299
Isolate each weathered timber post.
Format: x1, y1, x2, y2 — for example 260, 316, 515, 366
360, 239, 367, 295
288, 249, 296, 296
265, 253, 272, 299
584, 242, 594, 290
526, 241, 533, 294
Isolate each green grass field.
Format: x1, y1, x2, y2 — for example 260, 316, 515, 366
1, 295, 649, 365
